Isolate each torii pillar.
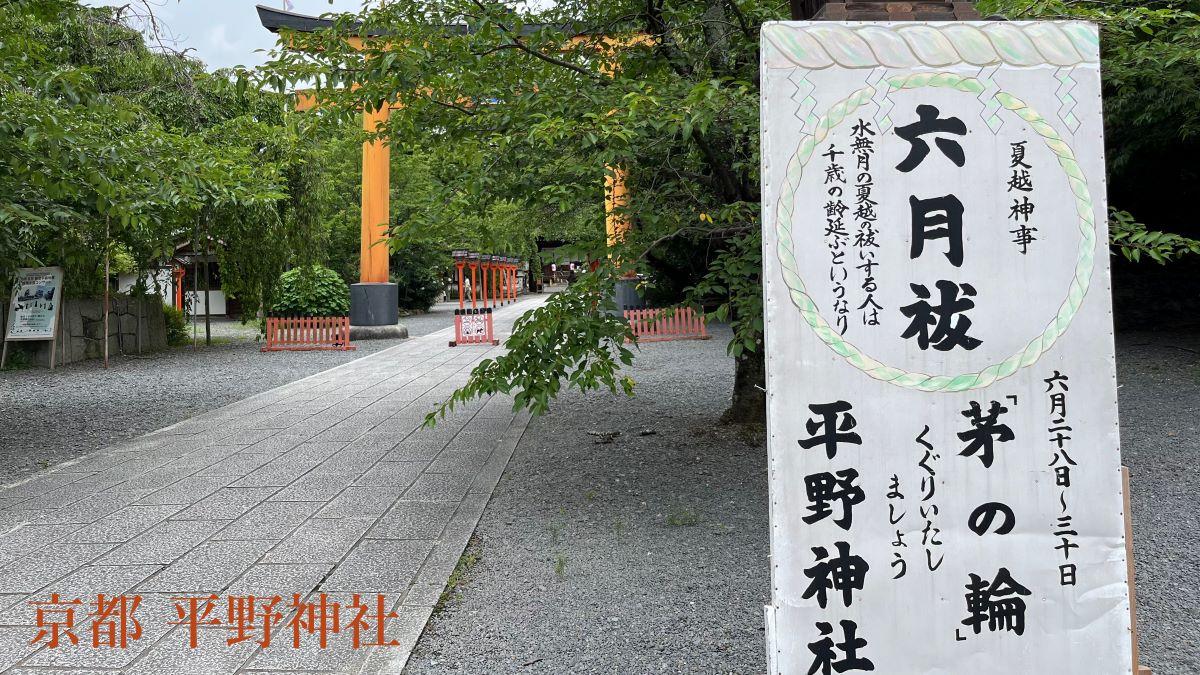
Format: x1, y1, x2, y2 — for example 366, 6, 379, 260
350, 104, 404, 335
260, 6, 405, 339
596, 35, 648, 310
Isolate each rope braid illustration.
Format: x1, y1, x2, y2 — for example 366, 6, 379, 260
774, 72, 1096, 392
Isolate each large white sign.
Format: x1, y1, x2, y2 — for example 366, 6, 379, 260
6, 266, 63, 341
761, 22, 1130, 674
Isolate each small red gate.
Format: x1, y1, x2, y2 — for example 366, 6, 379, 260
261, 316, 355, 351
624, 307, 710, 343
451, 308, 499, 347
450, 250, 518, 348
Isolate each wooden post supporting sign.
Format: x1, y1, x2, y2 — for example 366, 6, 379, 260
1124, 466, 1151, 674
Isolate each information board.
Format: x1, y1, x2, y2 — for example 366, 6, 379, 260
760, 21, 1130, 674
6, 266, 63, 341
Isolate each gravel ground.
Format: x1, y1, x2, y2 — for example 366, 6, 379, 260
0, 299, 469, 483
407, 325, 772, 674
1118, 331, 1200, 675
407, 328, 1200, 675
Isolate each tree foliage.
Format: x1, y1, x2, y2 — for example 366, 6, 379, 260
1109, 209, 1200, 264
258, 0, 1200, 419
426, 265, 634, 423
0, 0, 325, 320
257, 0, 766, 417
391, 241, 451, 311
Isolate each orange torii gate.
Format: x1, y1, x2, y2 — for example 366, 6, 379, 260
257, 5, 648, 328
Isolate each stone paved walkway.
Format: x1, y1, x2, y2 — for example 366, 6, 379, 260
0, 294, 548, 674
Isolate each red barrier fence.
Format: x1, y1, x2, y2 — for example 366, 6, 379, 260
262, 316, 355, 352
450, 251, 520, 347
624, 307, 710, 343
451, 308, 499, 347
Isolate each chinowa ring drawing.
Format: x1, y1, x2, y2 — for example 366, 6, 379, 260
765, 23, 1100, 393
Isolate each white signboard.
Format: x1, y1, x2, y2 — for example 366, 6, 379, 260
6, 266, 63, 341
761, 22, 1130, 674
461, 312, 488, 338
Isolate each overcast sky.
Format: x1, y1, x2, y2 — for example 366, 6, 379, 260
83, 0, 372, 71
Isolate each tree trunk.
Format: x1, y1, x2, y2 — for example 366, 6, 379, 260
702, 0, 731, 74
723, 347, 765, 424
203, 253, 212, 346
136, 280, 142, 355
103, 218, 110, 369
191, 226, 199, 349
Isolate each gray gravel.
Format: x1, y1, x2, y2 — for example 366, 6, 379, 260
0, 300, 465, 483
406, 325, 771, 674
1118, 331, 1200, 675
407, 328, 1199, 675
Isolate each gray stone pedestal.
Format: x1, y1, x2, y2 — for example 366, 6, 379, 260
613, 278, 645, 312
350, 282, 408, 340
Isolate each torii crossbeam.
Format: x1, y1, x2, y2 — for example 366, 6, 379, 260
257, 5, 645, 326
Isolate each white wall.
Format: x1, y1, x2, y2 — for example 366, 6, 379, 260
117, 270, 174, 299
185, 290, 227, 316
115, 270, 227, 317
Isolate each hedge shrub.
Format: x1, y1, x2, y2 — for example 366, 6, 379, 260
162, 304, 189, 346
271, 265, 350, 317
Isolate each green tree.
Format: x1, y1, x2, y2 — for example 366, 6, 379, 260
0, 0, 327, 352
258, 0, 1200, 423
254, 0, 772, 421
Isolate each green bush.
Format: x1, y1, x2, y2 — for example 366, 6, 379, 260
392, 243, 449, 312
1, 346, 32, 371
162, 304, 189, 346
271, 265, 350, 317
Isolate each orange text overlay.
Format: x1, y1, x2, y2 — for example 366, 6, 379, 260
29, 593, 401, 650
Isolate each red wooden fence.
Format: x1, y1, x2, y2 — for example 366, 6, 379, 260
261, 316, 355, 352
624, 307, 710, 343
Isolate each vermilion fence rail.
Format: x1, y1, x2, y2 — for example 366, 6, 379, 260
261, 316, 355, 352
624, 307, 710, 343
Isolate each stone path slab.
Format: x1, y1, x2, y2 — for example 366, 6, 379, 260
0, 294, 547, 673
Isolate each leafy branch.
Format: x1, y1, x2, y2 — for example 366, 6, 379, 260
685, 229, 761, 358
425, 263, 635, 424
1109, 208, 1200, 264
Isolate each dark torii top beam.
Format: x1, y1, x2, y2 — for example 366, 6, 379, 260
255, 4, 585, 38
256, 5, 372, 34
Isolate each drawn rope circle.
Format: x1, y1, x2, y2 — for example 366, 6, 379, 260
775, 72, 1096, 392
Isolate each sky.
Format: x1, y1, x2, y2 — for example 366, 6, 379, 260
83, 0, 372, 71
